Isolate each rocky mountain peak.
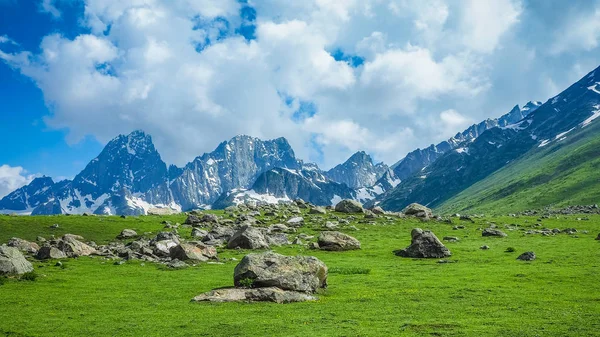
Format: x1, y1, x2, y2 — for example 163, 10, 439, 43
325, 151, 388, 189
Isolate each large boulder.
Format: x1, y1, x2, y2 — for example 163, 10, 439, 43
192, 287, 317, 304
170, 243, 216, 262
117, 229, 138, 239
184, 215, 201, 225
286, 217, 304, 227
58, 235, 96, 257
227, 226, 270, 250
0, 245, 34, 275
482, 228, 508, 237
394, 228, 451, 258
317, 231, 361, 251
36, 246, 67, 260
233, 251, 328, 293
334, 200, 364, 213
402, 203, 433, 219
7, 238, 40, 254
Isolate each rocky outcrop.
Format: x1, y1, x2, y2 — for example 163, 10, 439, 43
394, 228, 451, 258
0, 245, 34, 275
317, 231, 361, 251
7, 238, 40, 254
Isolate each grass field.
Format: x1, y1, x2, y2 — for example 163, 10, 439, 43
1, 212, 599, 336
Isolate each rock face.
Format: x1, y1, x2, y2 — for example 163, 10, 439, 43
482, 228, 508, 237
402, 203, 433, 219
233, 252, 328, 293
325, 151, 388, 189
214, 165, 356, 209
335, 200, 364, 213
317, 231, 361, 251
227, 226, 270, 250
395, 228, 451, 258
517, 251, 536, 261
0, 245, 34, 275
191, 287, 317, 304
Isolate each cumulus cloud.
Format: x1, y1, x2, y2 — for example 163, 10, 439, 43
551, 7, 600, 54
0, 0, 597, 170
0, 165, 37, 198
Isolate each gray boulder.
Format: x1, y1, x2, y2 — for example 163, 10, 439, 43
517, 251, 536, 261
309, 207, 327, 215
227, 226, 270, 250
267, 233, 290, 247
184, 215, 201, 225
170, 243, 216, 262
0, 245, 34, 275
595, 233, 600, 240
233, 251, 328, 293
58, 235, 96, 257
394, 228, 451, 258
402, 203, 433, 219
286, 217, 304, 227
317, 231, 361, 251
334, 200, 364, 213
191, 228, 208, 239
117, 229, 138, 239
371, 206, 385, 215
7, 238, 40, 254
192, 287, 317, 304
482, 228, 508, 237
36, 246, 67, 260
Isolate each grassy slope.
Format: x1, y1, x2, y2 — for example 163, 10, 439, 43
0, 212, 599, 336
437, 121, 600, 215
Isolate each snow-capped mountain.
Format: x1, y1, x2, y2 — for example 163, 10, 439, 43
376, 65, 600, 211
391, 101, 542, 181
213, 164, 356, 208
325, 151, 388, 189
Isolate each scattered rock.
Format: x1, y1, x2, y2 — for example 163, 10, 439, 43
184, 215, 201, 225
117, 229, 138, 239
58, 235, 96, 257
394, 228, 451, 258
517, 251, 536, 261
596, 233, 600, 240
233, 251, 328, 293
7, 238, 40, 254
36, 246, 67, 260
167, 259, 188, 268
192, 287, 317, 304
170, 243, 215, 262
228, 225, 270, 250
371, 206, 385, 215
309, 207, 327, 215
482, 228, 508, 237
443, 236, 460, 242
402, 203, 433, 219
0, 245, 34, 275
286, 217, 304, 227
334, 200, 364, 213
317, 231, 361, 251
191, 228, 208, 239
480, 245, 490, 250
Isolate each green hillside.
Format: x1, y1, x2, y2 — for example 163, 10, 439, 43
437, 120, 600, 214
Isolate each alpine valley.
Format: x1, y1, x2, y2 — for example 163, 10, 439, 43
2, 65, 600, 216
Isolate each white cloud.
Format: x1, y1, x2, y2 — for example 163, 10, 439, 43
459, 0, 522, 53
0, 165, 37, 198
551, 7, 600, 54
7, 0, 593, 172
40, 0, 61, 18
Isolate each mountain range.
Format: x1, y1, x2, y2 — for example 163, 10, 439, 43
2, 64, 599, 215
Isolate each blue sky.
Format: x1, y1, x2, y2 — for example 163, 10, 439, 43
0, 0, 599, 197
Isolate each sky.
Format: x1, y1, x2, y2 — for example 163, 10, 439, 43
0, 0, 599, 198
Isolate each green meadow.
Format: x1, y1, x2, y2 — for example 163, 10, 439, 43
0, 212, 599, 336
